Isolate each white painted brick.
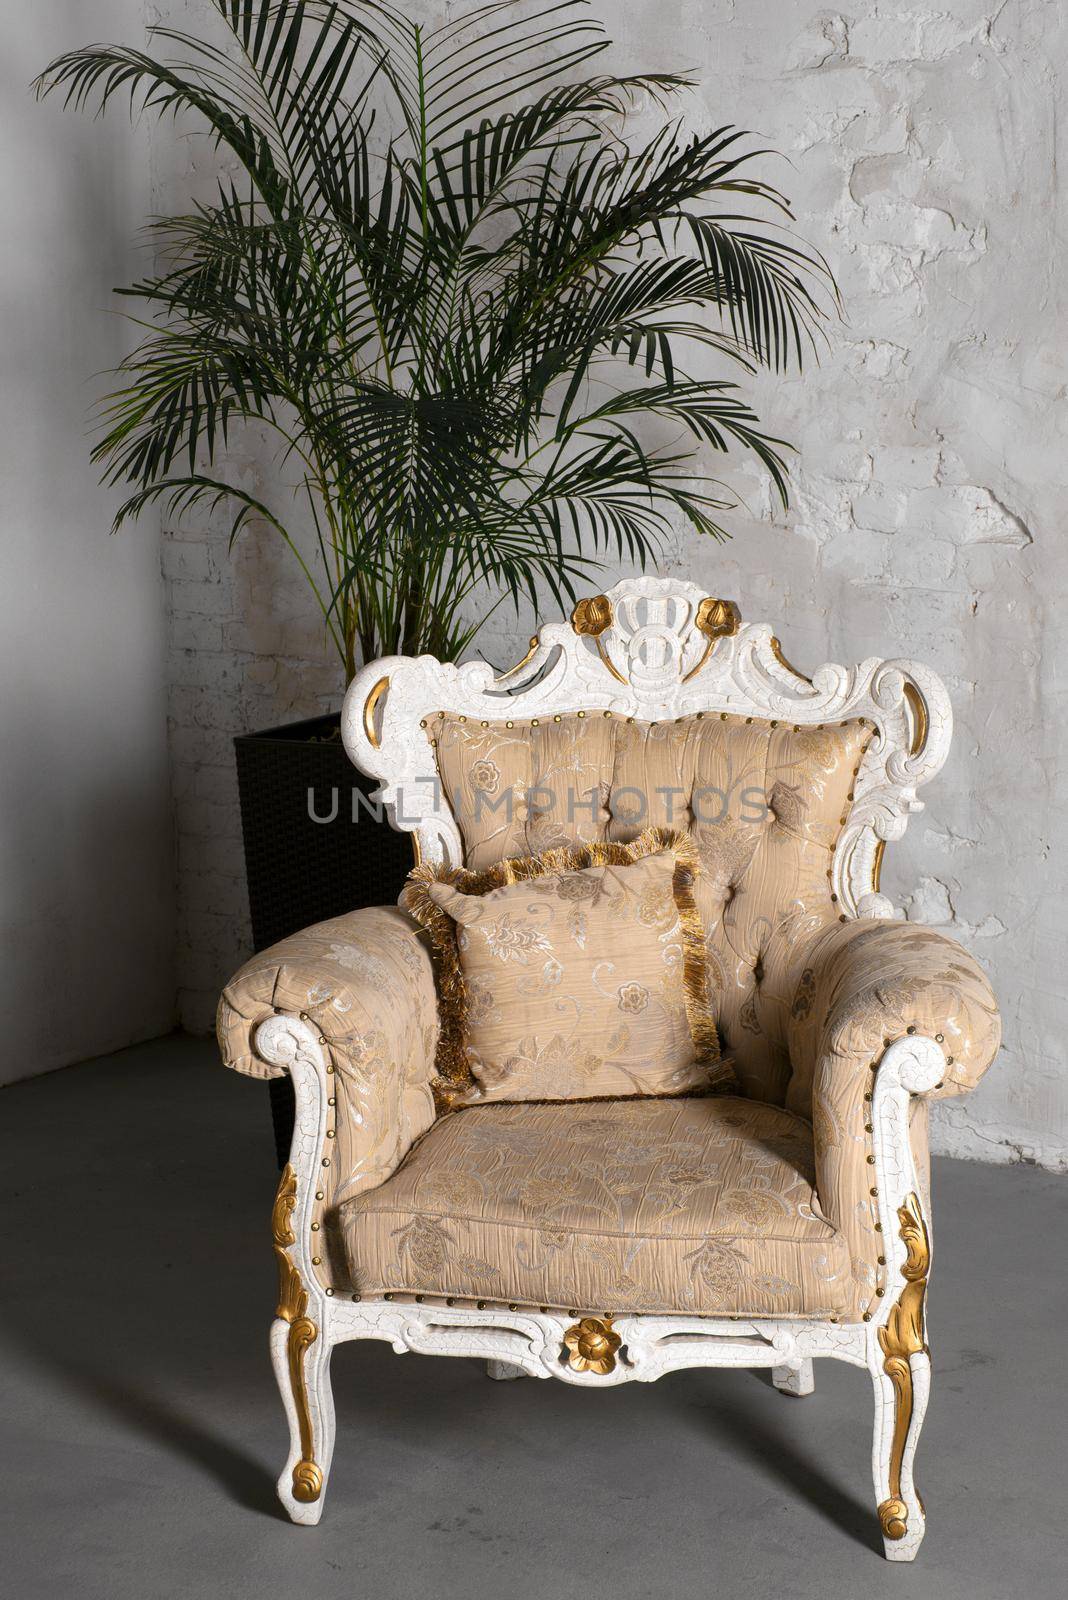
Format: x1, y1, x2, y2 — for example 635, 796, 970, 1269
192, 765, 239, 805
181, 870, 249, 920
167, 649, 243, 691
169, 686, 238, 732
221, 620, 261, 654
168, 577, 234, 618
885, 531, 958, 586
169, 613, 223, 652
161, 539, 214, 582
852, 483, 910, 534
178, 830, 245, 879
872, 446, 943, 489
177, 797, 243, 840
168, 725, 236, 769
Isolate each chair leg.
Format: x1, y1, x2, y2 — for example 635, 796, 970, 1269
869, 1340, 930, 1561
271, 1313, 336, 1525
771, 1358, 814, 1396
485, 1360, 528, 1381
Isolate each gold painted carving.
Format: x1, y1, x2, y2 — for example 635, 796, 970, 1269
876, 1192, 930, 1541
902, 681, 928, 757
496, 635, 541, 682
287, 1314, 324, 1503
872, 838, 886, 895
769, 633, 813, 685
571, 595, 613, 636
570, 596, 626, 681
563, 1316, 622, 1375
272, 1163, 304, 1321
695, 596, 740, 640
681, 596, 741, 682
363, 674, 390, 750
594, 636, 627, 683
271, 1163, 324, 1503
272, 1163, 298, 1251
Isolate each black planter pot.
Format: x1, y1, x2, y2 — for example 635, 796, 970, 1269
234, 711, 413, 1164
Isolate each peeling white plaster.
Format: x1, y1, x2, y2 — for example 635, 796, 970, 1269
905, 875, 958, 926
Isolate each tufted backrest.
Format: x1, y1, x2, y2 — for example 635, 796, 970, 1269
344, 579, 952, 1111
426, 709, 874, 1104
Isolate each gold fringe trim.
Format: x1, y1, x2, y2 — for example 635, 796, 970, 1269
402, 826, 730, 1113
450, 1082, 733, 1112
400, 871, 473, 1111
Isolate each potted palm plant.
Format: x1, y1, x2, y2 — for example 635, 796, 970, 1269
38, 0, 831, 949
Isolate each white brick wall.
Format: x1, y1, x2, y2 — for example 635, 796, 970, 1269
162, 509, 344, 1028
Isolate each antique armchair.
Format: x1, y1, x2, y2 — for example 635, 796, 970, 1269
217, 577, 1000, 1558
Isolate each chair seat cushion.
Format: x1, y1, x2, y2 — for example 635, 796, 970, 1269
338, 1096, 851, 1318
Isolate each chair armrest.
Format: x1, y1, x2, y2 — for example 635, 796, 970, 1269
786, 919, 1001, 1110
784, 919, 1001, 1319
217, 907, 440, 1213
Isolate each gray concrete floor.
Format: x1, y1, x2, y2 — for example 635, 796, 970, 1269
2, 1035, 1064, 1600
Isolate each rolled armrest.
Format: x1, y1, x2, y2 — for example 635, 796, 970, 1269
784, 919, 1001, 1318
217, 906, 440, 1208
786, 918, 1001, 1110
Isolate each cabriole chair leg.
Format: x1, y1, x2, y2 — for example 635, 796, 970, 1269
869, 1335, 930, 1561
771, 1358, 814, 1396
271, 1314, 336, 1525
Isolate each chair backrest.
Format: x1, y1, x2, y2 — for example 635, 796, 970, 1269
343, 577, 951, 1103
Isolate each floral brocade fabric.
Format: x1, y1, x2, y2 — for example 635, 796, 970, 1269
785, 917, 1001, 1317
217, 907, 439, 1212
217, 713, 1002, 1325
427, 709, 875, 1104
339, 1095, 851, 1318
403, 831, 729, 1106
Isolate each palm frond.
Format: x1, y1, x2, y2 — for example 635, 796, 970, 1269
41, 0, 837, 675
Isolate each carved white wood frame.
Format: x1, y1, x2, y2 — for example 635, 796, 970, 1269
341, 575, 952, 919
256, 1014, 937, 1557
256, 582, 953, 1552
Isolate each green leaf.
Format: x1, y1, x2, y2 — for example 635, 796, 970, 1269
41, 0, 835, 673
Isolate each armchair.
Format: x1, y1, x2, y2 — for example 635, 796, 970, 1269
218, 577, 1000, 1558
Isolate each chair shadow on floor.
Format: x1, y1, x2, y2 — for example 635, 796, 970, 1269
0, 1305, 285, 1519
4, 1045, 879, 1544
670, 1367, 879, 1552
318, 1337, 880, 1552
1, 1115, 288, 1516
2, 1261, 879, 1547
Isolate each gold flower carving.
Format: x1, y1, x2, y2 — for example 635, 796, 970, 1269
695, 596, 741, 640
570, 595, 613, 636
563, 1315, 622, 1375
682, 596, 742, 682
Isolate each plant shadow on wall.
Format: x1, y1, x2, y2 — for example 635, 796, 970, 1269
36, 0, 835, 678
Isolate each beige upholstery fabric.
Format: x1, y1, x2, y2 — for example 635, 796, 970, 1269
218, 907, 439, 1211
217, 709, 1001, 1328
785, 918, 1002, 1317
404, 832, 728, 1105
430, 710, 873, 1102
339, 1095, 851, 1318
